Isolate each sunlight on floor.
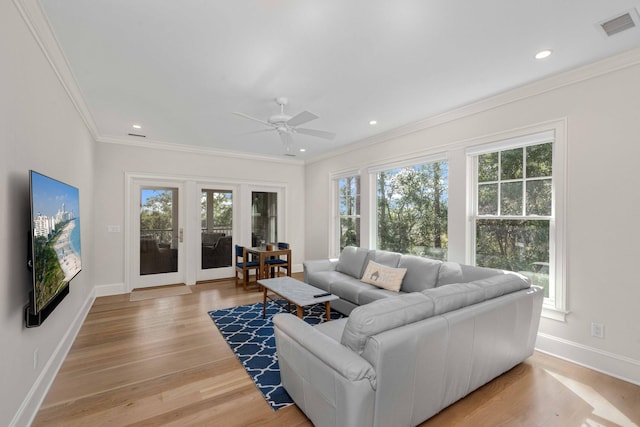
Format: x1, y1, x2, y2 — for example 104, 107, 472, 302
545, 370, 638, 427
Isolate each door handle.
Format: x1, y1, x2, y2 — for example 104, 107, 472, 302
179, 228, 184, 243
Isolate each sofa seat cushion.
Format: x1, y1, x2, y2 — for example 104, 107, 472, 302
336, 246, 371, 278
361, 261, 407, 292
305, 270, 346, 293
341, 293, 435, 355
329, 277, 379, 305
398, 255, 442, 292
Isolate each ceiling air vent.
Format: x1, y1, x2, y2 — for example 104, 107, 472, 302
600, 10, 637, 37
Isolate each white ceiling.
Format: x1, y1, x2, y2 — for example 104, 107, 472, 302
37, 0, 640, 160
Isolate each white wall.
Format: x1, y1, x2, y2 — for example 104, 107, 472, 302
1, 2, 96, 426
93, 142, 306, 292
305, 52, 640, 384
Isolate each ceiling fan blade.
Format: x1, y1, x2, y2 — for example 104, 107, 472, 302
295, 127, 336, 140
238, 128, 276, 136
287, 110, 318, 127
232, 112, 273, 128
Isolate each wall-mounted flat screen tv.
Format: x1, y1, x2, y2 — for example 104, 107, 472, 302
26, 170, 82, 327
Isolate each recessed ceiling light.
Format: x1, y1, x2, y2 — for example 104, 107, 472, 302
535, 49, 552, 60
132, 124, 142, 129
299, 148, 306, 152
369, 120, 377, 125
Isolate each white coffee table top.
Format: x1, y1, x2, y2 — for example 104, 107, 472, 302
258, 276, 338, 307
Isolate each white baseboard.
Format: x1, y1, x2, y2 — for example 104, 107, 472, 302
10, 290, 95, 427
536, 332, 640, 386
94, 271, 305, 295
94, 282, 126, 297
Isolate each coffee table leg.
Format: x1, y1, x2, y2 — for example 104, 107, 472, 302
263, 287, 267, 319
325, 301, 331, 321
296, 305, 304, 318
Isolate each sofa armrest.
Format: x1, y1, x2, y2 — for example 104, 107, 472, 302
303, 258, 339, 273
274, 313, 376, 427
303, 258, 339, 283
274, 313, 375, 386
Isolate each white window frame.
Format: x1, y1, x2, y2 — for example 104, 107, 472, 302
466, 123, 567, 321
330, 169, 361, 257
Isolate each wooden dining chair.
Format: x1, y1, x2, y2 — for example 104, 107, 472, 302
265, 242, 290, 278
234, 245, 260, 290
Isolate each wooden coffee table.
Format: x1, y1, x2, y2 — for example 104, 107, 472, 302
258, 276, 339, 320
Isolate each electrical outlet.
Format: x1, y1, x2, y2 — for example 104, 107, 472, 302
591, 322, 605, 339
33, 349, 39, 370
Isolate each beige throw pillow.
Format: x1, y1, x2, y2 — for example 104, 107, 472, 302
361, 261, 407, 292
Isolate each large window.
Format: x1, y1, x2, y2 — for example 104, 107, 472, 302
375, 159, 448, 259
469, 129, 565, 315
337, 175, 361, 251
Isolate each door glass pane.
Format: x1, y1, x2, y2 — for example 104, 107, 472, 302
201, 189, 233, 269
252, 191, 277, 246
140, 187, 178, 275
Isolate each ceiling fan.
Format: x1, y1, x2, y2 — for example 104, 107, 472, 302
233, 97, 336, 154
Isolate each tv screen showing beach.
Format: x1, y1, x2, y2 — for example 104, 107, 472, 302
30, 171, 82, 313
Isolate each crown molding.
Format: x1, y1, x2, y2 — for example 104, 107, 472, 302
96, 135, 305, 165
13, 0, 100, 139
306, 47, 640, 165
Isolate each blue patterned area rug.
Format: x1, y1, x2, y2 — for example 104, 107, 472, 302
208, 300, 345, 410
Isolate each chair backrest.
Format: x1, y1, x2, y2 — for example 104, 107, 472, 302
235, 244, 244, 259
277, 242, 289, 249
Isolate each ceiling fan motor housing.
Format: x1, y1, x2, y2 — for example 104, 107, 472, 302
268, 113, 292, 126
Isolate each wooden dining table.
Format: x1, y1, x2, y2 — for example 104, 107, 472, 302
245, 245, 292, 280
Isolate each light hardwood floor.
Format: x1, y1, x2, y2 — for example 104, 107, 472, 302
34, 274, 640, 426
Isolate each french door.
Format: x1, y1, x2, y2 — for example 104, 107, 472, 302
127, 178, 283, 290
131, 180, 185, 289
197, 185, 235, 281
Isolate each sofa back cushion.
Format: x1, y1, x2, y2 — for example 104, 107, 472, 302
365, 250, 402, 268
437, 261, 504, 286
398, 255, 442, 292
341, 293, 435, 355
423, 272, 531, 315
336, 246, 371, 278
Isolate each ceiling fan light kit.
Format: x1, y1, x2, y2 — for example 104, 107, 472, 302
233, 97, 336, 154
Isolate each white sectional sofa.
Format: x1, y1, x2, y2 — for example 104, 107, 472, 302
273, 246, 544, 427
